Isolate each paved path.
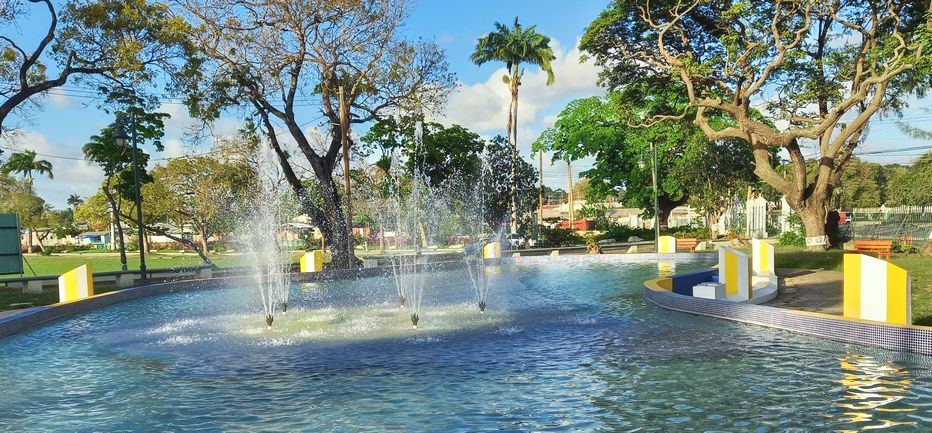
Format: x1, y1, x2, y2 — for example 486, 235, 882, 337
767, 268, 843, 315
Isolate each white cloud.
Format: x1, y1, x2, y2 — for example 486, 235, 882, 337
9, 131, 104, 208
48, 92, 74, 108
439, 38, 603, 144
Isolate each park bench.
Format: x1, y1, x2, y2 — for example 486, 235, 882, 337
676, 238, 699, 252
847, 240, 893, 260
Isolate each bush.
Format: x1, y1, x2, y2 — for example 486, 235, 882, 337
667, 226, 711, 240
778, 231, 806, 247
596, 223, 655, 242
538, 227, 584, 248
893, 242, 919, 255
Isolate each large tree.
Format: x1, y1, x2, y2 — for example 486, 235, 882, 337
82, 108, 164, 270
582, 0, 931, 249
471, 17, 555, 228
0, 0, 194, 134
178, 0, 455, 268
533, 91, 759, 230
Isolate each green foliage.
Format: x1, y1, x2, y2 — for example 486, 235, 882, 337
537, 226, 583, 248
666, 226, 710, 240
596, 223, 655, 242
779, 213, 806, 247
833, 158, 885, 208
1, 150, 53, 181
778, 231, 806, 248
470, 17, 556, 85
884, 152, 932, 206
482, 136, 539, 235
533, 89, 760, 223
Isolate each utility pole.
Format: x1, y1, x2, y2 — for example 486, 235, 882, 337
339, 86, 353, 264
538, 150, 544, 224
567, 160, 575, 228
651, 141, 660, 246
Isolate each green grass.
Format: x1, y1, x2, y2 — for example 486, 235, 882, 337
771, 246, 932, 326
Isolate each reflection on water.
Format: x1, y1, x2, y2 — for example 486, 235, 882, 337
657, 260, 675, 277
836, 353, 916, 431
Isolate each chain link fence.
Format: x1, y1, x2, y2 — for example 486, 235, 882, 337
848, 206, 932, 243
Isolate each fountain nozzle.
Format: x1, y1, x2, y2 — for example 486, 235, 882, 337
411, 313, 419, 330
478, 301, 486, 314
399, 296, 406, 309
281, 302, 288, 315
265, 314, 274, 330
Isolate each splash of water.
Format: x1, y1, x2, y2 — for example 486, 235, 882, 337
240, 144, 293, 330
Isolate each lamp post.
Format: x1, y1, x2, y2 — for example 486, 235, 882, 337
113, 114, 147, 282
639, 142, 660, 250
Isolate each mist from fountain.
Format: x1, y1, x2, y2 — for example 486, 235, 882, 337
240, 144, 293, 330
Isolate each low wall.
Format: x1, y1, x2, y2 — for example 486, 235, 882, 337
644, 279, 932, 356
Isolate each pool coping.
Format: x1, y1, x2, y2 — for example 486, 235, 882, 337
644, 278, 932, 356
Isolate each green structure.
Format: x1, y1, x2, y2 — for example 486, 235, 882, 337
0, 213, 24, 275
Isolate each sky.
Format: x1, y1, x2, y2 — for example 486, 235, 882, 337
2, 0, 931, 209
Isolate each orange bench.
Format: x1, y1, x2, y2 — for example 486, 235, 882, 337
676, 238, 699, 252
847, 240, 893, 260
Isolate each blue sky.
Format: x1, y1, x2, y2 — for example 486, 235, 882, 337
3, 0, 931, 208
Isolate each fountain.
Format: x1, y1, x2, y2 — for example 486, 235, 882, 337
241, 143, 294, 330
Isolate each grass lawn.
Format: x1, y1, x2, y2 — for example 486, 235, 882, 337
772, 246, 932, 326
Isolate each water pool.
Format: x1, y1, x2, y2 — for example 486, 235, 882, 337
2, 260, 931, 432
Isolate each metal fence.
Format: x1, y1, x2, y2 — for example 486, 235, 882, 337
848, 206, 932, 243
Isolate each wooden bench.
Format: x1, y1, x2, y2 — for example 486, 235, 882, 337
675, 238, 699, 252
847, 240, 893, 260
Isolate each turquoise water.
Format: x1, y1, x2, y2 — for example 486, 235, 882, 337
2, 260, 932, 432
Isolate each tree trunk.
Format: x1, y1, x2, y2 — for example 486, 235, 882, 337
797, 203, 829, 251
108, 198, 128, 271
196, 222, 209, 253
316, 168, 358, 268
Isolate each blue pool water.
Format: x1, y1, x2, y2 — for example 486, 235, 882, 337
2, 260, 932, 432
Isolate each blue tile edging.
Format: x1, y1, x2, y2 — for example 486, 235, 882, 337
644, 279, 932, 356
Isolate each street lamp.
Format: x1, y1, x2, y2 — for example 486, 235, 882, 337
113, 114, 147, 283
638, 142, 661, 249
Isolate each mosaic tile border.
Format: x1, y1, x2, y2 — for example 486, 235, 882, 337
644, 280, 932, 356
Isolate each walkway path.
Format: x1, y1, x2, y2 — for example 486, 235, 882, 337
767, 268, 843, 315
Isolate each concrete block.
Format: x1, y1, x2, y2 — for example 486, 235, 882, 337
693, 282, 726, 300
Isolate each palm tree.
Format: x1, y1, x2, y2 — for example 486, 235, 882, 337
471, 17, 555, 232
1, 150, 53, 253
67, 194, 84, 210
471, 17, 555, 149
1, 150, 53, 189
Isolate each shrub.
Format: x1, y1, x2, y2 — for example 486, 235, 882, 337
538, 227, 584, 248
778, 231, 806, 247
892, 242, 919, 255
596, 223, 655, 242
667, 226, 710, 240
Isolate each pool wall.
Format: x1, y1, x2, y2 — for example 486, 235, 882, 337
644, 278, 932, 356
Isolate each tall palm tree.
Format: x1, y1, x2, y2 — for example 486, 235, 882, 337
67, 194, 84, 210
471, 17, 555, 149
472, 18, 555, 232
1, 150, 53, 189
1, 150, 53, 253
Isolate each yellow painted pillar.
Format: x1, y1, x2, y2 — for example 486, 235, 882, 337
843, 253, 911, 325
58, 264, 94, 303
658, 235, 676, 253
483, 241, 501, 259
300, 250, 324, 273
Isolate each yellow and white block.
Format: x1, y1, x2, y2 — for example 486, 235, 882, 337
718, 247, 752, 300
483, 241, 501, 259
843, 254, 911, 325
300, 250, 324, 273
658, 236, 676, 253
58, 264, 94, 303
751, 239, 775, 277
